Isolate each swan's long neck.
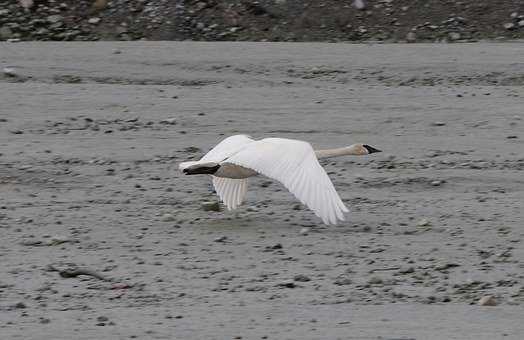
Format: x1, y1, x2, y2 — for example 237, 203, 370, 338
314, 144, 362, 159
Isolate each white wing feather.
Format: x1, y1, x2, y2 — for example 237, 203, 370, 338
212, 177, 248, 210
200, 134, 255, 162
179, 135, 254, 171
225, 138, 349, 225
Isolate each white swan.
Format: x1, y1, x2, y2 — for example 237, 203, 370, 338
179, 135, 381, 225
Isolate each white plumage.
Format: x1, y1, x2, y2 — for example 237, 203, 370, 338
180, 134, 381, 225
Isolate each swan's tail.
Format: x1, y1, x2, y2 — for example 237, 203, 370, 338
179, 161, 220, 175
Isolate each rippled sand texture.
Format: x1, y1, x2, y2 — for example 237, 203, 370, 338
1, 42, 523, 339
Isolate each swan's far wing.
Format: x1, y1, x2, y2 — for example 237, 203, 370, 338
200, 135, 255, 163
225, 138, 349, 225
212, 177, 248, 210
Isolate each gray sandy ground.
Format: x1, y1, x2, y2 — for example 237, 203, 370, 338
0, 42, 523, 339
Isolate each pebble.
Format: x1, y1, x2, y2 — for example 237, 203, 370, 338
277, 280, 296, 288
0, 26, 13, 40
431, 121, 446, 126
3, 67, 18, 77
368, 276, 383, 285
160, 213, 176, 222
46, 15, 63, 24
39, 317, 51, 324
48, 235, 70, 245
478, 295, 497, 306
13, 301, 26, 309
293, 274, 311, 282
519, 20, 524, 27
431, 180, 443, 186
398, 266, 415, 274
417, 218, 431, 227
214, 235, 227, 242
160, 118, 177, 125
449, 32, 461, 41
406, 32, 417, 42
88, 17, 101, 25
299, 227, 310, 235
352, 0, 366, 10
201, 201, 220, 212
503, 22, 515, 30
333, 277, 352, 286
19, 0, 34, 9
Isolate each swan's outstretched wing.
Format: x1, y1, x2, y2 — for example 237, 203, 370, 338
200, 134, 255, 162
225, 138, 349, 225
212, 177, 248, 210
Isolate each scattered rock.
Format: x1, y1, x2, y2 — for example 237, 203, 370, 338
201, 201, 220, 212
352, 0, 366, 10
160, 118, 177, 125
0, 26, 13, 40
277, 280, 296, 288
160, 213, 176, 222
333, 277, 352, 286
293, 274, 311, 282
3, 67, 18, 77
13, 301, 26, 309
48, 235, 71, 246
1, 1, 523, 42
449, 32, 461, 41
478, 295, 497, 306
39, 317, 51, 324
20, 239, 43, 246
88, 17, 101, 25
214, 235, 227, 242
46, 15, 63, 24
93, 0, 108, 11
417, 218, 431, 227
299, 227, 310, 235
435, 262, 460, 271
397, 266, 415, 274
406, 32, 417, 42
267, 243, 283, 250
368, 276, 383, 285
19, 0, 33, 10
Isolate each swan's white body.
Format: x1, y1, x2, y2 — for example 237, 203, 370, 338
179, 135, 379, 225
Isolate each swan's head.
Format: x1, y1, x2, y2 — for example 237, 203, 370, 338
352, 144, 382, 155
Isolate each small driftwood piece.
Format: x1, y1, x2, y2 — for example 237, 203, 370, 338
47, 264, 112, 282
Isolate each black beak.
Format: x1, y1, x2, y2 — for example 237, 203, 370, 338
183, 164, 220, 175
363, 145, 382, 154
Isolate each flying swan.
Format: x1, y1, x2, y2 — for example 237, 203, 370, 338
179, 135, 381, 225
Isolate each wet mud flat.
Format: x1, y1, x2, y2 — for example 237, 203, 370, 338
0, 42, 523, 339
